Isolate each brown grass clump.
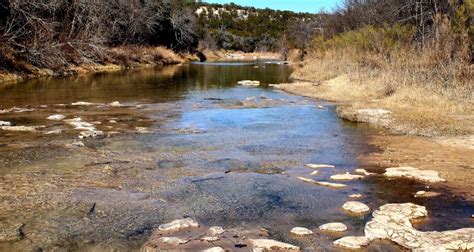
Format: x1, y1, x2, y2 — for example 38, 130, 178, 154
107, 46, 184, 66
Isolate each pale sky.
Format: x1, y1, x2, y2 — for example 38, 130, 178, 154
202, 0, 342, 13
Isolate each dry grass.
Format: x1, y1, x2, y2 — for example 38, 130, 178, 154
282, 47, 473, 137
107, 46, 184, 66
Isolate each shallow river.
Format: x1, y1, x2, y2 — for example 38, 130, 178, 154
0, 62, 472, 251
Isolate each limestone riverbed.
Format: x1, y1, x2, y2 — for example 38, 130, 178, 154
0, 62, 472, 251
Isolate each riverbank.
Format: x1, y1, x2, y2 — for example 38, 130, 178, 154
271, 58, 474, 200
0, 46, 197, 85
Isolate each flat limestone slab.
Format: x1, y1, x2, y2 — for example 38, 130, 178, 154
305, 164, 335, 169
297, 177, 347, 188
333, 236, 370, 249
47, 114, 66, 120
250, 239, 300, 251
319, 222, 348, 232
364, 203, 474, 251
158, 218, 199, 232
384, 166, 446, 183
290, 227, 313, 235
237, 80, 260, 86
342, 201, 370, 214
330, 172, 364, 181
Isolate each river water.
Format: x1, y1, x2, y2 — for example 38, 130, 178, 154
0, 62, 472, 251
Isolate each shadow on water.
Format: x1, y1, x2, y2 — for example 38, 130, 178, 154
0, 62, 472, 251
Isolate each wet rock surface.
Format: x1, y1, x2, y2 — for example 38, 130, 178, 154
364, 203, 474, 251
290, 227, 313, 236
319, 222, 348, 233
342, 201, 370, 214
384, 166, 446, 183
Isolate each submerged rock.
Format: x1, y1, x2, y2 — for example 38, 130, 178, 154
0, 121, 12, 126
384, 166, 446, 183
414, 190, 441, 198
158, 237, 188, 245
305, 164, 335, 169
108, 101, 123, 107
364, 203, 474, 251
47, 114, 66, 120
201, 236, 219, 242
79, 130, 104, 139
202, 247, 225, 252
158, 218, 199, 232
237, 80, 260, 86
136, 127, 154, 134
297, 177, 347, 188
0, 125, 44, 132
330, 172, 364, 181
342, 201, 370, 214
355, 168, 376, 176
250, 239, 300, 251
71, 101, 95, 106
319, 222, 348, 232
333, 236, 370, 249
316, 181, 347, 188
290, 227, 313, 236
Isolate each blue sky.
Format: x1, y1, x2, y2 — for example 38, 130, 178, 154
202, 0, 341, 13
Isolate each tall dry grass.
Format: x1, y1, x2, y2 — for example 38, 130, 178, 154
290, 24, 473, 136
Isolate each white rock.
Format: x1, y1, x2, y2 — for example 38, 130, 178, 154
414, 190, 441, 198
290, 227, 313, 236
47, 114, 65, 120
319, 222, 347, 232
71, 101, 95, 106
250, 239, 300, 251
297, 176, 316, 183
201, 236, 219, 242
66, 141, 85, 148
348, 194, 362, 198
108, 101, 123, 107
333, 236, 370, 249
0, 121, 12, 126
316, 181, 347, 188
330, 172, 364, 181
237, 80, 260, 86
0, 126, 44, 132
384, 166, 446, 183
79, 130, 104, 139
136, 127, 153, 134
158, 218, 199, 232
342, 201, 370, 214
208, 226, 225, 235
317, 105, 325, 109
158, 237, 188, 245
297, 177, 347, 188
305, 164, 335, 169
202, 247, 225, 252
109, 120, 117, 124
310, 171, 319, 175
364, 203, 474, 251
355, 169, 376, 176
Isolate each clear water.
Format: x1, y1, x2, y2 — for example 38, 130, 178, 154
0, 62, 472, 251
